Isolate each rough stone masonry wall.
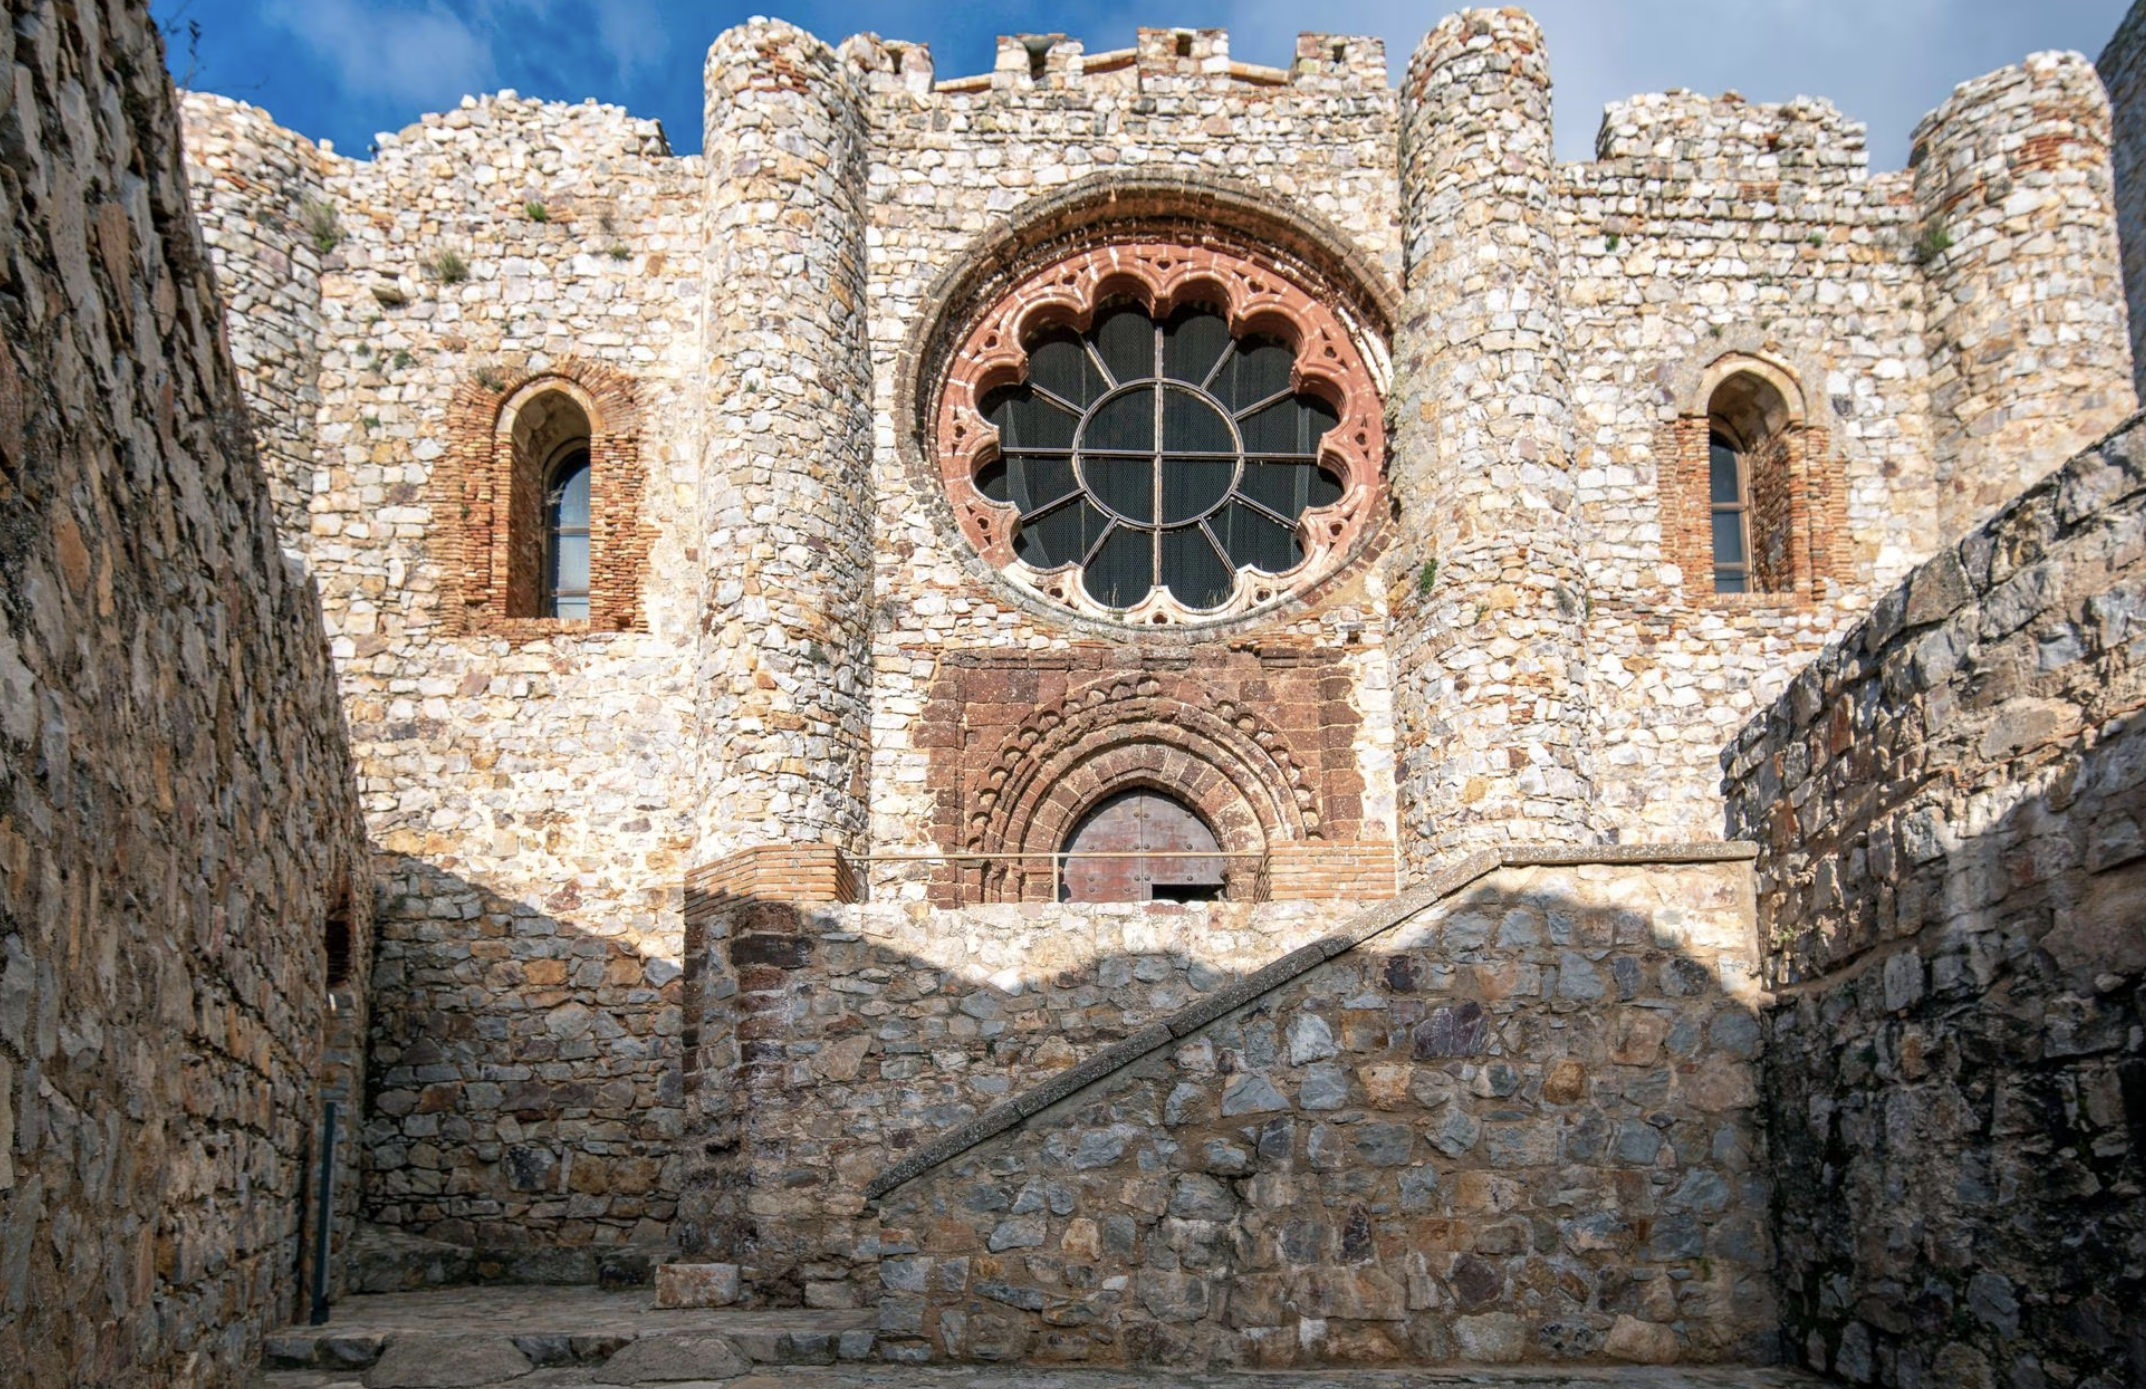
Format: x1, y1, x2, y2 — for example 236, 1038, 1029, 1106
1725, 415, 2146, 1387
0, 3, 367, 1385
2103, 0, 2146, 403
873, 858, 1773, 1368
180, 92, 330, 553
699, 896, 1359, 1306
1389, 10, 1595, 868
1914, 51, 2137, 539
176, 91, 712, 1254
850, 27, 1404, 902
692, 20, 875, 862
1560, 94, 1930, 845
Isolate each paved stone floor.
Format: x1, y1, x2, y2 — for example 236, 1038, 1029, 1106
258, 1287, 1827, 1388
263, 1367, 1828, 1388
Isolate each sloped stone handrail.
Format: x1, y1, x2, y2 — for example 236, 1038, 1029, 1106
863, 840, 1757, 1200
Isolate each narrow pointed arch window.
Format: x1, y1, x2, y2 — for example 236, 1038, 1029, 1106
544, 448, 591, 620
1709, 432, 1752, 594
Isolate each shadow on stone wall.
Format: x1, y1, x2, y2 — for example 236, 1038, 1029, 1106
1757, 709, 2146, 1385
353, 854, 686, 1281
1732, 418, 2146, 1387
679, 859, 1784, 1369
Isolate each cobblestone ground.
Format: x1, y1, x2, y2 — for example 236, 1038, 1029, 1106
264, 1369, 1827, 1389
257, 1288, 1825, 1388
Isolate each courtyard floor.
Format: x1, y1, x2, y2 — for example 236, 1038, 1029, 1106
256, 1287, 1827, 1389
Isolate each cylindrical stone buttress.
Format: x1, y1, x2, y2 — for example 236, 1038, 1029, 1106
1914, 50, 2139, 537
1387, 8, 1595, 873
693, 21, 876, 863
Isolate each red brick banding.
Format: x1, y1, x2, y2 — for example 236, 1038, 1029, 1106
435, 357, 650, 638
937, 240, 1385, 624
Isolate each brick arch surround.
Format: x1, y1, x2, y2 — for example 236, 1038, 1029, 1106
937, 240, 1387, 626
435, 356, 651, 637
893, 171, 1399, 641
954, 672, 1316, 902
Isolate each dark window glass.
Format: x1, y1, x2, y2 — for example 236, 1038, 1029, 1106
983, 385, 1079, 450
1708, 433, 1750, 595
1028, 329, 1107, 405
1094, 307, 1154, 381
1162, 306, 1231, 384
545, 451, 591, 620
976, 303, 1349, 611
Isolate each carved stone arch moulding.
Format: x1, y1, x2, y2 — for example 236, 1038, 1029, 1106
937, 240, 1388, 627
958, 672, 1317, 902
435, 356, 652, 639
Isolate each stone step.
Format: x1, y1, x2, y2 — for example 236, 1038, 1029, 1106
263, 1287, 874, 1386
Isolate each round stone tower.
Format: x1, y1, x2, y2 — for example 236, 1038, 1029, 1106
1388, 8, 1595, 871
1913, 49, 2138, 537
692, 20, 875, 865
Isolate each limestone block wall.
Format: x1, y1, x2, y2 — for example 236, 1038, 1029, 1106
850, 28, 1405, 900
1914, 52, 2137, 537
2101, 1, 2146, 401
180, 93, 332, 552
872, 857, 1773, 1367
1726, 415, 2146, 1386
0, 2, 368, 1384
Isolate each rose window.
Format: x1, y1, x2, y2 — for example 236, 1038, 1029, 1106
939, 242, 1384, 625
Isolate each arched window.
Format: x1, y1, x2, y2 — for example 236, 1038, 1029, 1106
1708, 431, 1752, 594
1060, 787, 1226, 903
936, 240, 1385, 627
544, 449, 591, 620
979, 303, 1343, 612
504, 389, 594, 620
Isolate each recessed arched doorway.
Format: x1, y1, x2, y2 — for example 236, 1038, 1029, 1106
1060, 788, 1226, 903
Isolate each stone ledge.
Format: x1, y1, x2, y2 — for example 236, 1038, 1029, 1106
862, 841, 1752, 1201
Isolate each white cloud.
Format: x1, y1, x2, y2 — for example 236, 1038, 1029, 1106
267, 0, 496, 108
592, 0, 664, 80
1223, 0, 2131, 168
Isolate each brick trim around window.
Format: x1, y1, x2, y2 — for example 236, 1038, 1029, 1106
436, 358, 650, 638
1657, 364, 1846, 606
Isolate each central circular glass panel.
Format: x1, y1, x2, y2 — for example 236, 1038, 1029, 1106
977, 301, 1342, 612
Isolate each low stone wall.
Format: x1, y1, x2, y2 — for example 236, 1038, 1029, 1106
868, 855, 1773, 1367
1726, 415, 2146, 1386
0, 3, 368, 1384
680, 896, 1364, 1304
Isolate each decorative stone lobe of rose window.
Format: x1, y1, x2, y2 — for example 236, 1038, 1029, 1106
938, 242, 1385, 625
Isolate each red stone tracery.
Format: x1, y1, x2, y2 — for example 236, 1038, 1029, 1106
937, 239, 1385, 623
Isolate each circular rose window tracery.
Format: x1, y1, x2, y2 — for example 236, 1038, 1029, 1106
939, 241, 1385, 626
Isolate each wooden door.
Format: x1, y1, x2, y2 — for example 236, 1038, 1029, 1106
1061, 789, 1225, 902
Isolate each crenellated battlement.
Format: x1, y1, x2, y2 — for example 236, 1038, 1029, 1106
368, 90, 671, 168
842, 27, 1388, 100
1591, 89, 1868, 180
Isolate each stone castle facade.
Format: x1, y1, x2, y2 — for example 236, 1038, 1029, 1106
2, 1, 2143, 1384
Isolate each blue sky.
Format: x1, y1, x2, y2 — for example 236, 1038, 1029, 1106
156, 0, 2132, 168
